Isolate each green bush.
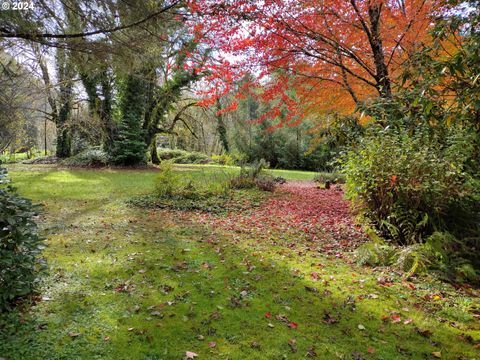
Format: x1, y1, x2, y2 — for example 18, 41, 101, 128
313, 172, 345, 184
61, 148, 108, 167
211, 154, 235, 166
229, 159, 276, 192
154, 160, 182, 198
342, 128, 479, 245
157, 149, 211, 164
0, 167, 44, 310
155, 161, 229, 200
254, 176, 276, 192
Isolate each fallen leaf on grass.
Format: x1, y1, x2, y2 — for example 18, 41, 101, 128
288, 322, 298, 329
306, 346, 317, 357
68, 332, 80, 338
288, 338, 297, 353
403, 318, 413, 325
323, 312, 339, 324
357, 324, 366, 330
367, 347, 375, 353
185, 351, 198, 359
265, 312, 272, 318
391, 314, 401, 323
208, 341, 216, 348
415, 327, 432, 338
432, 351, 441, 358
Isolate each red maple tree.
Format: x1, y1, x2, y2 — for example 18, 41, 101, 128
188, 0, 438, 125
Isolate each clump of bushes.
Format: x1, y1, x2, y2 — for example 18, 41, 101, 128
211, 151, 246, 166
229, 159, 277, 192
61, 148, 108, 167
345, 127, 480, 282
157, 148, 211, 164
155, 160, 229, 200
211, 154, 235, 166
0, 167, 44, 310
313, 172, 345, 185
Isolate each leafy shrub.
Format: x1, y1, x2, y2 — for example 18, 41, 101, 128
342, 128, 479, 245
157, 149, 211, 164
0, 167, 44, 310
345, 126, 480, 282
155, 161, 230, 200
239, 159, 269, 179
254, 176, 276, 192
211, 154, 235, 166
155, 160, 182, 198
313, 172, 345, 184
229, 176, 257, 190
61, 148, 108, 167
229, 159, 276, 192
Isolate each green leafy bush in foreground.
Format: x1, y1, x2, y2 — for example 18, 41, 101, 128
0, 167, 44, 310
345, 127, 480, 281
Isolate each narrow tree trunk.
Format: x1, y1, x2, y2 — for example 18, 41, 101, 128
150, 136, 160, 164
368, 3, 391, 97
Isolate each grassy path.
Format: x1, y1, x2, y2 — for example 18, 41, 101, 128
1, 165, 479, 359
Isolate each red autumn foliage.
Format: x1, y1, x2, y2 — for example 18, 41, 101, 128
187, 0, 438, 125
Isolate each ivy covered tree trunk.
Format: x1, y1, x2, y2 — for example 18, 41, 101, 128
142, 43, 199, 156
110, 73, 148, 165
55, 46, 74, 158
216, 99, 229, 153
150, 136, 161, 165
100, 71, 115, 151
79, 69, 115, 151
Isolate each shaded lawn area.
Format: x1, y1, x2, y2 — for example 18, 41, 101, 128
1, 165, 479, 359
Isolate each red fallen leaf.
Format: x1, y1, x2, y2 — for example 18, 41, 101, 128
288, 322, 298, 329
208, 341, 216, 348
391, 314, 401, 323
406, 282, 416, 290
265, 312, 272, 318
367, 347, 376, 353
310, 272, 320, 280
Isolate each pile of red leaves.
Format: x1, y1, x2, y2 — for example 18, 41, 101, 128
195, 182, 365, 254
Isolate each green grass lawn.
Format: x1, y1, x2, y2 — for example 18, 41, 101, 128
175, 163, 318, 181
1, 165, 479, 359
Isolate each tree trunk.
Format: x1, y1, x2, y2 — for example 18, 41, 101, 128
149, 134, 160, 165
368, 3, 391, 97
